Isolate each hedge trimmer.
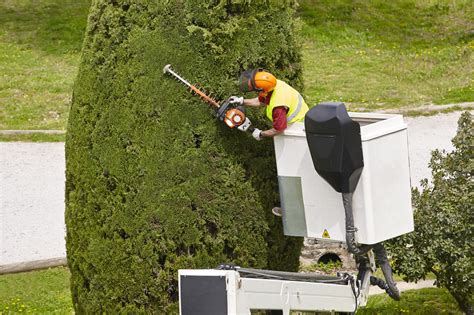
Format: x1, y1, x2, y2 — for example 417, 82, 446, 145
163, 64, 252, 131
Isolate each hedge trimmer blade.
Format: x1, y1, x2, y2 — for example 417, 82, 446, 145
163, 63, 252, 131
163, 64, 220, 108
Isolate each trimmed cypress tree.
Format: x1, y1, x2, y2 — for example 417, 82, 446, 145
66, 1, 303, 312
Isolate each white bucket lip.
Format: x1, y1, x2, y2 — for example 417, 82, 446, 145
280, 112, 407, 141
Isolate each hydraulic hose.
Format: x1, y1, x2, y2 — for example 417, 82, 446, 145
342, 193, 400, 301
370, 276, 400, 299
372, 243, 400, 300
342, 193, 372, 255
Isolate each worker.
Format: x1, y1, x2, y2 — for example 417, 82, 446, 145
230, 69, 309, 217
228, 68, 309, 141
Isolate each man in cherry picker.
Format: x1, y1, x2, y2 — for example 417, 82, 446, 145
229, 68, 309, 141
230, 69, 309, 217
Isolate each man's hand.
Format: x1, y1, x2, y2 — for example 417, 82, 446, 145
252, 128, 263, 141
228, 96, 244, 105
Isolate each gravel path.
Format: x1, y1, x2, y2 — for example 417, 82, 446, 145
0, 112, 466, 267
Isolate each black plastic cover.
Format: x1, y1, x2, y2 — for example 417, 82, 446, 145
180, 275, 227, 315
216, 99, 232, 121
304, 102, 364, 193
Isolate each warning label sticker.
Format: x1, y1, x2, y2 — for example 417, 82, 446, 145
322, 229, 330, 239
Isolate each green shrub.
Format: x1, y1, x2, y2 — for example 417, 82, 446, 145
388, 112, 473, 314
300, 260, 343, 274
65, 1, 303, 313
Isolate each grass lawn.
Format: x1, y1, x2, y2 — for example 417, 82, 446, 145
0, 267, 462, 314
0, 2, 469, 313
358, 287, 463, 314
299, 0, 474, 111
0, 0, 472, 140
0, 0, 90, 131
0, 133, 65, 142
0, 267, 72, 314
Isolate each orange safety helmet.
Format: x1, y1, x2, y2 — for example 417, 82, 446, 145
239, 69, 277, 95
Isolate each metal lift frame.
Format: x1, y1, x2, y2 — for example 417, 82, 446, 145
179, 265, 373, 315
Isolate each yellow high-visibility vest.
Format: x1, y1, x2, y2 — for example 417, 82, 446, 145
266, 80, 309, 124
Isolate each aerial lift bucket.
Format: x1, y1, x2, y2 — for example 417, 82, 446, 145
303, 102, 402, 299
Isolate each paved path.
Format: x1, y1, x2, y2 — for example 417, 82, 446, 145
1, 143, 66, 265
405, 112, 460, 188
0, 111, 467, 268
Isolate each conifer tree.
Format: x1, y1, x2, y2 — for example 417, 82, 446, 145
66, 1, 304, 312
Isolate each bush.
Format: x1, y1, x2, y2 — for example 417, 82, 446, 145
300, 260, 343, 274
388, 112, 473, 314
65, 1, 303, 313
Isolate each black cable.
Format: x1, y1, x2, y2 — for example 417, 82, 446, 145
238, 268, 349, 284
370, 276, 401, 300
372, 244, 401, 301
217, 264, 349, 284
341, 193, 401, 301
342, 193, 372, 255
341, 272, 359, 314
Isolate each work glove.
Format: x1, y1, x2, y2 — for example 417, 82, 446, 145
228, 96, 244, 105
252, 128, 263, 141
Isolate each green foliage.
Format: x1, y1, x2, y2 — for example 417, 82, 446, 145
388, 112, 473, 314
66, 0, 303, 313
299, 260, 343, 274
